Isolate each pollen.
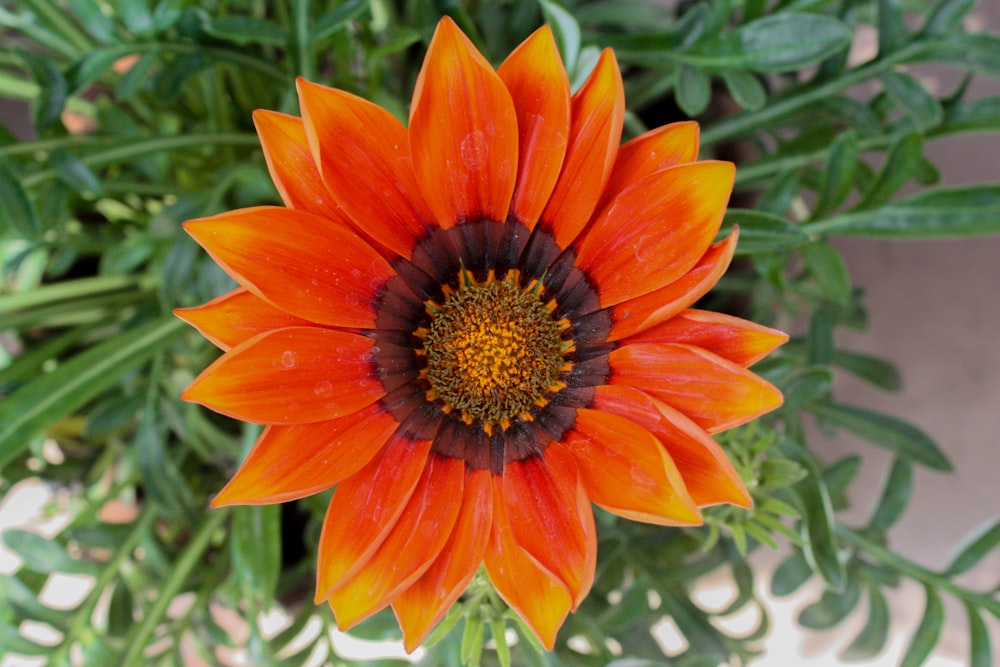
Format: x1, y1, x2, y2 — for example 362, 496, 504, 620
418, 270, 570, 429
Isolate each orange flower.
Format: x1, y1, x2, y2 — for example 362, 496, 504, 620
176, 17, 786, 652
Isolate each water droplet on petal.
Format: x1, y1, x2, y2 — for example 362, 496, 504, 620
280, 350, 297, 368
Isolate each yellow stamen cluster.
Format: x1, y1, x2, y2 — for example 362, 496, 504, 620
417, 270, 572, 434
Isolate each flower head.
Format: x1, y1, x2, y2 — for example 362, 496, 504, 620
176, 17, 786, 652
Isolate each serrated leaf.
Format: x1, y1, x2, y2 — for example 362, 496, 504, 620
539, 0, 581, 80
921, 0, 977, 37
964, 601, 992, 667
0, 156, 40, 238
811, 130, 859, 219
0, 317, 185, 466
840, 585, 890, 660
687, 14, 851, 73
676, 63, 711, 116
720, 209, 811, 253
945, 519, 1000, 575
882, 71, 943, 130
808, 403, 952, 471
799, 577, 861, 629
868, 459, 912, 533
900, 585, 943, 667
203, 16, 287, 46
812, 184, 1000, 239
831, 350, 902, 392
801, 242, 851, 304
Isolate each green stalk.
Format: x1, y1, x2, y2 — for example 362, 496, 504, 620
119, 508, 230, 667
19, 0, 93, 55
701, 40, 934, 147
0, 275, 145, 314
294, 0, 316, 80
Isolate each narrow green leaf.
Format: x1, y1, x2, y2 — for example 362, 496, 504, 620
659, 587, 729, 660
116, 49, 159, 100
840, 585, 890, 660
153, 51, 206, 101
755, 168, 800, 216
868, 459, 912, 532
51, 148, 101, 194
945, 519, 1000, 576
0, 156, 40, 238
69, 0, 116, 43
136, 410, 197, 522
822, 454, 862, 503
811, 130, 859, 219
311, 0, 369, 42
0, 317, 185, 466
808, 403, 952, 471
831, 350, 902, 392
921, 0, 977, 37
232, 505, 282, 601
117, 0, 154, 36
856, 133, 923, 210
809, 184, 1000, 239
676, 64, 711, 116
941, 96, 1000, 134
877, 0, 906, 55
686, 14, 851, 73
539, 0, 581, 79
722, 69, 766, 111
806, 306, 835, 365
779, 366, 834, 410
782, 440, 846, 591
0, 623, 47, 655
720, 209, 811, 253
14, 48, 68, 129
2, 530, 98, 575
908, 33, 1000, 77
801, 242, 851, 304
882, 71, 943, 130
964, 601, 992, 667
490, 618, 511, 667
203, 16, 287, 46
799, 577, 861, 629
900, 585, 944, 667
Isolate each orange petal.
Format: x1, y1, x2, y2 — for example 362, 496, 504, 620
608, 229, 738, 341
610, 342, 784, 433
182, 327, 383, 424
561, 408, 702, 526
184, 207, 394, 329
297, 79, 432, 258
211, 404, 398, 506
626, 309, 789, 367
576, 161, 735, 308
327, 455, 465, 629
592, 385, 750, 508
503, 446, 596, 607
409, 17, 518, 227
540, 49, 625, 248
174, 288, 318, 351
393, 468, 492, 653
597, 121, 700, 212
252, 109, 344, 220
497, 25, 570, 228
315, 434, 433, 601
485, 474, 571, 651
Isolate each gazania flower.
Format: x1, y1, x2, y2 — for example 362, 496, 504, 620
176, 17, 786, 652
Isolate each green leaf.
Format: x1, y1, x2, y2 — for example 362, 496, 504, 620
944, 519, 1000, 576
877, 0, 906, 55
15, 47, 68, 129
136, 410, 196, 522
779, 366, 833, 410
70, 0, 116, 43
900, 585, 944, 667
909, 33, 1000, 77
720, 209, 811, 254
722, 69, 766, 111
203, 16, 287, 46
921, 0, 977, 37
2, 530, 98, 575
232, 505, 282, 601
942, 96, 1000, 134
539, 0, 580, 80
687, 14, 852, 73
153, 51, 206, 101
811, 184, 1000, 239
51, 148, 102, 194
676, 64, 711, 116
964, 601, 992, 667
881, 71, 943, 130
311, 0, 369, 42
840, 585, 890, 660
822, 454, 862, 512
855, 132, 923, 210
808, 403, 952, 471
806, 305, 835, 365
116, 49, 159, 99
0, 156, 40, 238
755, 168, 800, 216
0, 317, 186, 466
117, 0, 154, 36
801, 242, 851, 304
868, 459, 912, 532
799, 577, 861, 629
831, 350, 902, 392
0, 623, 48, 655
811, 130, 859, 220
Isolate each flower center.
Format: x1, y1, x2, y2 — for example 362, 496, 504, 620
418, 270, 571, 433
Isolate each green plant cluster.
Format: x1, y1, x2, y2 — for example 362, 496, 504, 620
1, 0, 998, 665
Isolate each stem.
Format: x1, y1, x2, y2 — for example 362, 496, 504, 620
701, 40, 934, 147
838, 524, 999, 613
0, 275, 144, 314
19, 0, 93, 55
119, 509, 230, 667
294, 0, 316, 80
